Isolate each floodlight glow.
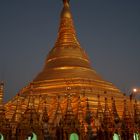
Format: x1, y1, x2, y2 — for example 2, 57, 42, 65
133, 88, 137, 92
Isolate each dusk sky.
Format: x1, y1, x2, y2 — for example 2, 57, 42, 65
0, 0, 140, 102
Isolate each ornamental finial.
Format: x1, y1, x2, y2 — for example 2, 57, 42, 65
63, 0, 70, 5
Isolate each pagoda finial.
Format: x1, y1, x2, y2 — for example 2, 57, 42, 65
63, 0, 70, 5
54, 0, 80, 48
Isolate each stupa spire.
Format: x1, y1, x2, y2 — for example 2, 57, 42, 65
103, 97, 113, 129
34, 0, 98, 81
63, 0, 70, 5
96, 95, 103, 122
0, 82, 5, 120
0, 82, 4, 105
0, 82, 5, 121
55, 0, 80, 48
111, 97, 120, 124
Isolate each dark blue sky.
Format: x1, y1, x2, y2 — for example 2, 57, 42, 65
0, 0, 140, 102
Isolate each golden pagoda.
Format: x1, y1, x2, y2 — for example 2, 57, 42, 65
1, 0, 140, 139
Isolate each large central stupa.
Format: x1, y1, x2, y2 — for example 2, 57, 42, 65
6, 0, 125, 119
3, 0, 138, 139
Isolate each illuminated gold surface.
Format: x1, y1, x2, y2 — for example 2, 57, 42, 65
33, 0, 121, 97
4, 0, 135, 122
0, 83, 4, 106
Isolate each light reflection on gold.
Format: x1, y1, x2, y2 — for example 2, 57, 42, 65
4, 0, 131, 127
47, 56, 89, 63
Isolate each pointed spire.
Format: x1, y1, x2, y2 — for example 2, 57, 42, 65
42, 100, 49, 123
11, 94, 21, 122
85, 98, 94, 140
0, 83, 11, 138
103, 97, 113, 129
53, 96, 63, 126
55, 0, 80, 48
19, 87, 40, 130
77, 96, 84, 123
104, 98, 111, 117
0, 82, 4, 116
28, 83, 35, 109
63, 0, 70, 6
0, 82, 6, 124
61, 0, 71, 18
96, 95, 103, 122
65, 94, 74, 117
34, 0, 103, 82
134, 100, 140, 127
111, 97, 120, 124
85, 98, 93, 125
123, 99, 131, 119
61, 94, 79, 130
10, 94, 22, 138
0, 82, 4, 105
122, 99, 133, 129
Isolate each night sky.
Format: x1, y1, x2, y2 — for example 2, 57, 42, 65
0, 0, 140, 102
